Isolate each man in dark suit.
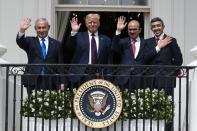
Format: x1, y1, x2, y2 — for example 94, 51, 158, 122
144, 17, 183, 95
112, 16, 146, 91
16, 18, 65, 94
66, 13, 111, 86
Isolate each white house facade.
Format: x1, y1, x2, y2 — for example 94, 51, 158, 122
0, 0, 197, 131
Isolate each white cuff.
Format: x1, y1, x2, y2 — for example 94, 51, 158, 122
155, 46, 161, 53
18, 32, 25, 38
71, 32, 78, 36
115, 31, 121, 35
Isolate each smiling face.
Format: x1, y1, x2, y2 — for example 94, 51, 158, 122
34, 18, 50, 38
85, 14, 100, 33
151, 19, 165, 37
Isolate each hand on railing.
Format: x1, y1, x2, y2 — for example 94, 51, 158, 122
59, 84, 65, 91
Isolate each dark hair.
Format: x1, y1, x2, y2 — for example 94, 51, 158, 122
151, 17, 165, 27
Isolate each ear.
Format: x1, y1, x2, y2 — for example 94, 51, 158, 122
139, 28, 142, 33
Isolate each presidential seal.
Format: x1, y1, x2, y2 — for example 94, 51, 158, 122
73, 79, 122, 128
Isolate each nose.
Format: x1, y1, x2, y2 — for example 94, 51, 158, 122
90, 22, 94, 26
40, 28, 45, 32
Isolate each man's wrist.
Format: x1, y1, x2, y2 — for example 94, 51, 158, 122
155, 46, 161, 53
71, 31, 78, 36
115, 30, 121, 35
18, 32, 25, 38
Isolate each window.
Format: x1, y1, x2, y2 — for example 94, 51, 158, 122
52, 0, 150, 62
58, 0, 148, 5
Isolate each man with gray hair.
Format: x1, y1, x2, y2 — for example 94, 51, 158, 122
16, 18, 65, 94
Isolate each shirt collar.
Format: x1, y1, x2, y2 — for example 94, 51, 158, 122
88, 31, 98, 37
38, 36, 49, 41
130, 36, 140, 42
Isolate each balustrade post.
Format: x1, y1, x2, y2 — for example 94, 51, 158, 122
188, 46, 197, 131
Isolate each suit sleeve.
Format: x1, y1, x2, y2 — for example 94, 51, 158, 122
106, 37, 112, 64
57, 41, 64, 64
65, 33, 78, 51
111, 34, 122, 54
16, 34, 29, 53
170, 38, 183, 65
142, 40, 157, 64
56, 41, 66, 84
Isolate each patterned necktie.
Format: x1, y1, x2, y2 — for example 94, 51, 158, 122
41, 38, 46, 59
91, 33, 97, 64
131, 38, 136, 56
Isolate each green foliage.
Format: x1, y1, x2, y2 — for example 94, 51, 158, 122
120, 88, 173, 122
21, 89, 74, 119
21, 88, 173, 122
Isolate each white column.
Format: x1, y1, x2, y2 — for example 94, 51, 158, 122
0, 43, 7, 131
0, 44, 7, 63
188, 46, 197, 131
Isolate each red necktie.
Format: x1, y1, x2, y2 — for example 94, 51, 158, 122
131, 38, 136, 56
155, 37, 160, 46
91, 33, 97, 64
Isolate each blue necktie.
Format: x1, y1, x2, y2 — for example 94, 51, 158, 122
41, 38, 46, 59
40, 38, 46, 74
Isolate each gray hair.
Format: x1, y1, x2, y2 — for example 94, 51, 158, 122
34, 18, 50, 28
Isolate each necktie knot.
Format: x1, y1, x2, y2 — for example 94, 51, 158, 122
91, 33, 95, 37
155, 37, 160, 46
41, 37, 45, 42
132, 38, 136, 44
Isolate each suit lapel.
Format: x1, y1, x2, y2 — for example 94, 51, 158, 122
97, 34, 104, 60
136, 38, 143, 59
85, 32, 90, 51
46, 37, 54, 60
35, 37, 44, 59
163, 34, 167, 39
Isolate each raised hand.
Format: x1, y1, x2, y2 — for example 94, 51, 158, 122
70, 17, 81, 32
157, 36, 172, 49
19, 18, 31, 33
117, 16, 127, 32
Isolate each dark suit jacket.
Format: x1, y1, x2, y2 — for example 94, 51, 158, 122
16, 34, 64, 90
144, 36, 183, 88
111, 34, 146, 90
66, 31, 112, 83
